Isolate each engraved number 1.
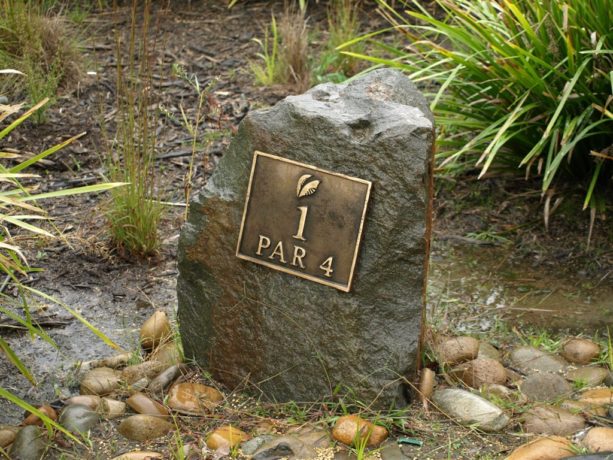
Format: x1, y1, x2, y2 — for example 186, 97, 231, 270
292, 206, 308, 241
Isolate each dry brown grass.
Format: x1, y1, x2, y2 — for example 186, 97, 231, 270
278, 2, 311, 92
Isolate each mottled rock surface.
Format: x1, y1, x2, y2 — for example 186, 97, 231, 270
167, 382, 223, 414
506, 436, 574, 460
450, 358, 507, 388
510, 346, 569, 374
435, 336, 480, 366
432, 388, 509, 432
80, 367, 121, 395
177, 69, 434, 406
566, 366, 609, 387
332, 414, 388, 447
59, 404, 99, 435
523, 405, 586, 435
582, 427, 613, 453
561, 338, 600, 365
9, 425, 47, 460
118, 415, 173, 441
520, 372, 573, 402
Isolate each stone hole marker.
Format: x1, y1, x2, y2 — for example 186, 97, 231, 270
177, 68, 434, 407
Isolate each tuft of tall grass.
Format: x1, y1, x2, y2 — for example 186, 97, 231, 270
0, 1, 81, 122
346, 0, 612, 218
278, 2, 310, 92
252, 2, 311, 92
251, 14, 282, 86
105, 0, 163, 257
321, 0, 364, 79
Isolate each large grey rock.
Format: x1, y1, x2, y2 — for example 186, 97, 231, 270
432, 388, 509, 432
177, 69, 434, 407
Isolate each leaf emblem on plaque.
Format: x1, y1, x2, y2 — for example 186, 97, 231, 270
296, 174, 320, 198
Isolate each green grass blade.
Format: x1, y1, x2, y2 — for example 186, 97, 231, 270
542, 59, 591, 140
23, 286, 121, 350
10, 132, 87, 173
0, 215, 53, 237
0, 387, 81, 443
0, 304, 57, 347
0, 99, 48, 141
0, 336, 36, 384
583, 160, 603, 211
20, 182, 127, 202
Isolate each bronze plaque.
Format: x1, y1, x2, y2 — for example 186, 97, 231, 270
236, 151, 371, 292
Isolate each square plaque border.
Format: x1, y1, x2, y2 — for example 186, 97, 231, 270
236, 150, 372, 292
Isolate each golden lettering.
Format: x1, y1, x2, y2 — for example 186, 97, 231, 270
291, 245, 306, 269
292, 206, 308, 241
269, 241, 287, 263
256, 235, 271, 255
319, 256, 334, 277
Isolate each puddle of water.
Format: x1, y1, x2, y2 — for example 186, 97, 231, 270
428, 242, 613, 333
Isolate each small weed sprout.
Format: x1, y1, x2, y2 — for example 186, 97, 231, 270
524, 329, 561, 353
572, 378, 589, 391
171, 422, 186, 460
251, 15, 281, 86
606, 327, 613, 371
351, 422, 373, 460
166, 64, 218, 219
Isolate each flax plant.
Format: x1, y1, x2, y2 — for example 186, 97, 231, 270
345, 0, 612, 220
0, 95, 122, 441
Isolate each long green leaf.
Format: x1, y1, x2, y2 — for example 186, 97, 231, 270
542, 60, 591, 140
0, 215, 53, 237
584, 160, 604, 210
0, 305, 57, 347
23, 286, 121, 350
0, 387, 81, 443
10, 132, 86, 173
20, 182, 127, 202
0, 99, 48, 141
0, 336, 36, 384
478, 94, 531, 177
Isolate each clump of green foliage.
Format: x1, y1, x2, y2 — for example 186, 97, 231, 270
348, 0, 612, 217
105, 0, 163, 257
252, 2, 310, 91
0, 0, 81, 122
